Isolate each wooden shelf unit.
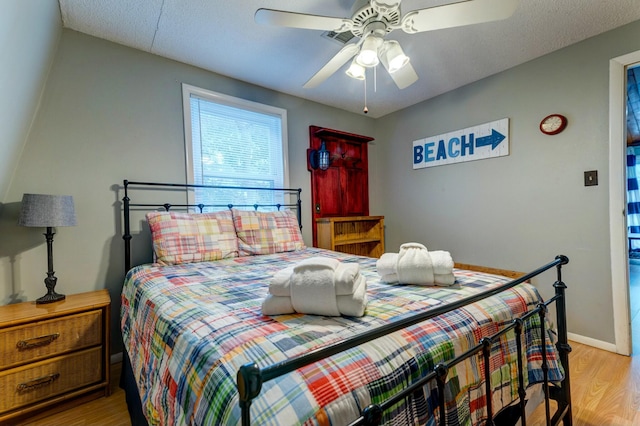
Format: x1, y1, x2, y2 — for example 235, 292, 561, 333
316, 216, 384, 258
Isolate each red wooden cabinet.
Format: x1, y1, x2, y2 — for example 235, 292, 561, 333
308, 126, 374, 246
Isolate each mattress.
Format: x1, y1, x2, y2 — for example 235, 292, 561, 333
120, 247, 563, 425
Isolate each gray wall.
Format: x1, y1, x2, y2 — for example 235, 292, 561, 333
0, 1, 60, 201
373, 20, 640, 344
0, 30, 375, 353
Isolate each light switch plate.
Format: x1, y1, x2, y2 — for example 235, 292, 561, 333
584, 170, 598, 186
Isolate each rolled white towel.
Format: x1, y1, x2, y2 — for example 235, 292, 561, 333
265, 277, 368, 317
399, 242, 427, 251
336, 275, 367, 317
433, 273, 456, 286
290, 264, 340, 317
430, 251, 454, 275
397, 242, 434, 285
272, 262, 360, 296
380, 273, 399, 284
294, 256, 340, 272
376, 253, 398, 277
261, 294, 294, 315
269, 267, 294, 297
264, 257, 368, 317
334, 263, 361, 295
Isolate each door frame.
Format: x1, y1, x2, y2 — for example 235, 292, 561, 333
609, 50, 640, 356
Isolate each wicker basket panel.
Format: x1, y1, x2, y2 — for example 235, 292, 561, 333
0, 311, 102, 370
0, 347, 102, 413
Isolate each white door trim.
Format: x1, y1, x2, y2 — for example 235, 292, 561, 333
609, 51, 640, 356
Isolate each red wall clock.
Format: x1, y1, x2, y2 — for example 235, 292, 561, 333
540, 114, 568, 135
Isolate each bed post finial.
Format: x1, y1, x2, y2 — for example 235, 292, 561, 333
123, 179, 131, 273
479, 338, 495, 425
434, 363, 449, 426
237, 362, 262, 426
361, 404, 383, 425
553, 254, 573, 425
297, 188, 302, 230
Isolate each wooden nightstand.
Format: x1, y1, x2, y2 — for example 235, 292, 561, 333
0, 290, 111, 424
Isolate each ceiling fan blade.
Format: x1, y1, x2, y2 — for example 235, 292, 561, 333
401, 0, 519, 34
303, 44, 360, 89
255, 8, 353, 32
388, 62, 419, 89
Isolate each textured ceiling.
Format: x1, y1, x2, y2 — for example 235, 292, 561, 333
58, 0, 640, 118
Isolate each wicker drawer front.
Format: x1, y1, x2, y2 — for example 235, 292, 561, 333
0, 347, 102, 414
0, 311, 102, 370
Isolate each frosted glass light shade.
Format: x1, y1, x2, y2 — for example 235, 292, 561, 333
380, 40, 410, 73
346, 59, 366, 80
356, 35, 382, 67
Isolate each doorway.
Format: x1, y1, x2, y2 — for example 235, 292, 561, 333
627, 65, 640, 354
610, 51, 640, 356
630, 260, 640, 353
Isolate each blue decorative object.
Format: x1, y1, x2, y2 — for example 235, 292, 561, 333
309, 141, 331, 171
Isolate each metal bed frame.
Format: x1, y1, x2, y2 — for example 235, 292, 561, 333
120, 180, 572, 426
122, 179, 302, 272
238, 256, 573, 426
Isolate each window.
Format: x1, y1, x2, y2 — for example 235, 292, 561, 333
182, 84, 289, 211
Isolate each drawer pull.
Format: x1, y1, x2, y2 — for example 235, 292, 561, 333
17, 373, 60, 392
16, 333, 60, 350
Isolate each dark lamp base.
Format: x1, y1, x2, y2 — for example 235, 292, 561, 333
38, 228, 66, 305
36, 291, 66, 304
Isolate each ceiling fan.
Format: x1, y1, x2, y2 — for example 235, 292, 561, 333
255, 0, 519, 90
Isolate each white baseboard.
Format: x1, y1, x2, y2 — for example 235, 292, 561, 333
567, 332, 618, 353
110, 351, 123, 364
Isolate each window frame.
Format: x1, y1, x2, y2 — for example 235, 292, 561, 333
181, 83, 290, 207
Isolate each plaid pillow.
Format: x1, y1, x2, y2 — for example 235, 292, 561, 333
232, 209, 305, 256
146, 210, 238, 265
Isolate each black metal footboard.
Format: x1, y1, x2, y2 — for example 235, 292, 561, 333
237, 255, 572, 426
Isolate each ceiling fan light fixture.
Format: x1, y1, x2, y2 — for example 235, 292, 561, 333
257, 0, 520, 91
380, 40, 409, 73
356, 50, 379, 67
356, 35, 382, 67
346, 58, 366, 80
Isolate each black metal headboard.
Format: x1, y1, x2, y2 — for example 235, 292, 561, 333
122, 179, 302, 272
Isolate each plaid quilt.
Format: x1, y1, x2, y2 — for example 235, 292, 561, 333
121, 248, 564, 425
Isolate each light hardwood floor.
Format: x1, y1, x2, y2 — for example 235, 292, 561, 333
528, 341, 640, 425
17, 362, 130, 426
14, 340, 639, 426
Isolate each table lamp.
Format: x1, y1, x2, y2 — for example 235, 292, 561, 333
18, 194, 77, 304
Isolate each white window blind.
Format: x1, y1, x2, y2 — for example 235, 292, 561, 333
182, 84, 289, 211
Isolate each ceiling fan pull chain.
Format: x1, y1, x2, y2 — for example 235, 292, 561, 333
363, 75, 369, 114
374, 66, 377, 93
